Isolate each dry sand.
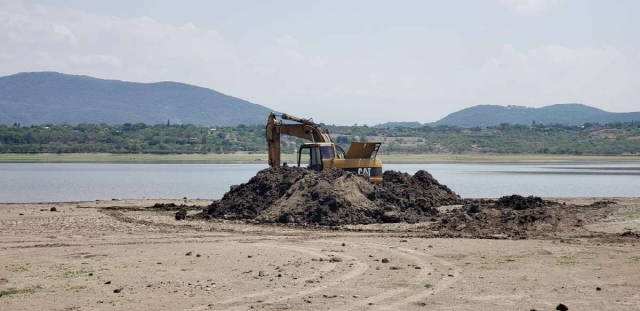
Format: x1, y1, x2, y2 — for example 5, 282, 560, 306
2, 198, 640, 310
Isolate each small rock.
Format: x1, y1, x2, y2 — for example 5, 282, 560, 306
381, 258, 390, 263
330, 256, 343, 263
415, 266, 422, 269
196, 254, 201, 258
341, 243, 346, 247
185, 251, 192, 256
104, 281, 111, 284
175, 209, 187, 220
113, 288, 122, 293
596, 287, 601, 291
50, 207, 57, 212
88, 273, 93, 276
390, 266, 402, 270
556, 303, 568, 311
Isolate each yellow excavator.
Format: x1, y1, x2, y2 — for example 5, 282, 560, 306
266, 112, 383, 182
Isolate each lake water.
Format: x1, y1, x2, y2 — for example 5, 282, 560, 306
1, 162, 639, 203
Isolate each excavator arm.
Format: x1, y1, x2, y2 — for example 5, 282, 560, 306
266, 112, 334, 167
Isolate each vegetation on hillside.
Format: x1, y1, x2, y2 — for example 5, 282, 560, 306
0, 72, 272, 126
430, 104, 640, 127
1, 121, 639, 156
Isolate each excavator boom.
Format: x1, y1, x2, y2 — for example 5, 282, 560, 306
266, 112, 332, 167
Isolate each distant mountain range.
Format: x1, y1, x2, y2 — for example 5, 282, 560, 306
0, 72, 273, 126
2, 72, 639, 128
375, 104, 640, 128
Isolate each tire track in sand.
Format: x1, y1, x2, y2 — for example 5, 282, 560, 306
374, 247, 462, 310
339, 242, 460, 311
185, 242, 369, 311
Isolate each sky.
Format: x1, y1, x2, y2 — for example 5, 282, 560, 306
1, 0, 639, 125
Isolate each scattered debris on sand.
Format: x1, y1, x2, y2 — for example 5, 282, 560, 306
203, 167, 462, 226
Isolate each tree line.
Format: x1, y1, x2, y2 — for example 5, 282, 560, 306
1, 122, 639, 155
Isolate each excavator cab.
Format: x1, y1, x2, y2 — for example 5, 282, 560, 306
297, 143, 336, 171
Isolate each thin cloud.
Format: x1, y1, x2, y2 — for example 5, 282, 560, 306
0, 1, 638, 124
501, 0, 565, 14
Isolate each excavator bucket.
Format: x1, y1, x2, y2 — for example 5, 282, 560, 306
345, 142, 381, 159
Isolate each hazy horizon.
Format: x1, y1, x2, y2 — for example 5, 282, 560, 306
2, 0, 638, 125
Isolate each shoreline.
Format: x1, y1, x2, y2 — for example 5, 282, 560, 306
2, 197, 638, 206
1, 153, 639, 164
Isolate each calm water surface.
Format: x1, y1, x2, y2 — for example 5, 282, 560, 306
1, 162, 639, 203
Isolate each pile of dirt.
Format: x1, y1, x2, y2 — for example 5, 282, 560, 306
149, 203, 203, 211
495, 195, 550, 210
434, 198, 617, 239
204, 167, 462, 226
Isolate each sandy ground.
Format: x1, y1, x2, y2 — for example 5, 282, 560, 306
2, 198, 640, 311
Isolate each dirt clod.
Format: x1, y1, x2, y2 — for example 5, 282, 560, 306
175, 209, 187, 220
329, 256, 343, 263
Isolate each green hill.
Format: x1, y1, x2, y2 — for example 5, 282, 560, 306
0, 72, 273, 126
374, 121, 423, 128
432, 104, 640, 127
374, 104, 640, 128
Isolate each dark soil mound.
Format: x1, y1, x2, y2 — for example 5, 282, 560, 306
496, 195, 549, 210
436, 200, 563, 238
150, 203, 203, 211
205, 167, 462, 226
433, 198, 619, 239
376, 170, 462, 210
207, 166, 312, 220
